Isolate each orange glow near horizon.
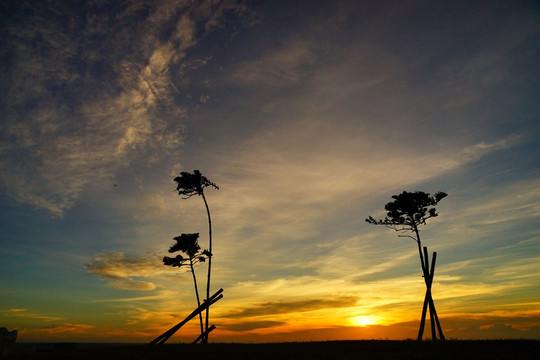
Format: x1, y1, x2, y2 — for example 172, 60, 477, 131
13, 306, 540, 343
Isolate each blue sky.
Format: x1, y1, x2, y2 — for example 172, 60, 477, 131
1, 0, 539, 342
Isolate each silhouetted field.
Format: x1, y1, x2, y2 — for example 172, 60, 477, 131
9, 340, 540, 360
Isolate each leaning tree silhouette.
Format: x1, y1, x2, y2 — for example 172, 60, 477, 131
174, 170, 219, 343
163, 233, 209, 339
366, 191, 447, 341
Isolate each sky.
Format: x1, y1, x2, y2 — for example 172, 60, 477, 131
1, 0, 539, 343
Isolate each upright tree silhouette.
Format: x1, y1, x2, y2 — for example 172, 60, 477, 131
163, 233, 209, 338
366, 191, 447, 340
174, 170, 219, 343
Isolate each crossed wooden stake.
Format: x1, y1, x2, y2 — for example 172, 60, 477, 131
150, 288, 223, 345
418, 247, 445, 341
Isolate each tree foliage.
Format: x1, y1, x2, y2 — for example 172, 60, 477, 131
366, 191, 447, 232
163, 233, 208, 269
365, 190, 448, 273
174, 170, 219, 199
163, 232, 208, 339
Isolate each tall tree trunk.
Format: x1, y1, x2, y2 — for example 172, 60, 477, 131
201, 191, 212, 343
189, 258, 204, 338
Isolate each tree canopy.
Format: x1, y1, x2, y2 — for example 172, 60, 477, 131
174, 170, 219, 199
163, 233, 207, 269
366, 191, 447, 230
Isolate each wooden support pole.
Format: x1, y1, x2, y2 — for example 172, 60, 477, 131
417, 247, 430, 341
429, 253, 445, 340
150, 289, 223, 345
429, 298, 436, 340
153, 294, 222, 345
434, 305, 445, 341
424, 248, 436, 340
417, 289, 430, 341
417, 248, 445, 341
427, 252, 445, 340
192, 325, 216, 344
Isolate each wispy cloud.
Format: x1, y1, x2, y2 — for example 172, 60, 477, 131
229, 40, 317, 87
208, 117, 524, 280
133, 193, 169, 221
85, 252, 165, 291
445, 178, 540, 230
222, 297, 358, 318
0, 0, 245, 216
223, 320, 286, 332
94, 290, 175, 303
0, 308, 63, 322
7, 308, 28, 313
38, 323, 94, 334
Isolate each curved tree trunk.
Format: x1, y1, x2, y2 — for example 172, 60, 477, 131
201, 191, 212, 343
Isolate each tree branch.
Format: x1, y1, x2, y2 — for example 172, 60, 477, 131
398, 234, 418, 242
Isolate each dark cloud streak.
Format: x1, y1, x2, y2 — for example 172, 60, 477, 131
222, 296, 359, 318
223, 320, 286, 332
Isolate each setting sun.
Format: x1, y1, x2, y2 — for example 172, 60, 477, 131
350, 316, 378, 327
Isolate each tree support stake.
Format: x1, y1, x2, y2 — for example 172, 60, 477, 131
150, 288, 223, 345
417, 248, 445, 341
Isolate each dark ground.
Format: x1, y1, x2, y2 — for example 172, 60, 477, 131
7, 340, 540, 360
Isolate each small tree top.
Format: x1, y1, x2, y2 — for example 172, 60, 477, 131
164, 233, 208, 268
169, 233, 201, 258
174, 170, 219, 199
366, 191, 447, 229
163, 254, 185, 267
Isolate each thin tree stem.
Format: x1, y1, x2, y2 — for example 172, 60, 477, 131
412, 223, 426, 276
189, 258, 205, 338
201, 191, 212, 343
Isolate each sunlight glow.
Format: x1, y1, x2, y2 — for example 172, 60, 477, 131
350, 315, 378, 327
